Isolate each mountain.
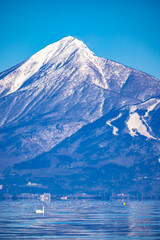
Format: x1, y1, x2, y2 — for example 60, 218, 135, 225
0, 36, 160, 198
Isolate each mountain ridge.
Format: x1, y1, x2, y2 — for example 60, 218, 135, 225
0, 36, 160, 197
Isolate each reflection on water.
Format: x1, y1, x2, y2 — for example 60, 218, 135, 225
0, 200, 160, 239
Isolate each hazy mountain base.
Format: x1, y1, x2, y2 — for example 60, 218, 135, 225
3, 107, 159, 198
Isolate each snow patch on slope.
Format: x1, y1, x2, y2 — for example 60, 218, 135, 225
126, 112, 155, 139
106, 113, 122, 135
130, 105, 137, 113
144, 99, 160, 117
126, 99, 160, 139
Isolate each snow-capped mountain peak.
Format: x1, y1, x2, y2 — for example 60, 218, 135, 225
0, 36, 105, 97
0, 36, 160, 197
0, 36, 91, 96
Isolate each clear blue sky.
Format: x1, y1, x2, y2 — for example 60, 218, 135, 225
0, 0, 160, 78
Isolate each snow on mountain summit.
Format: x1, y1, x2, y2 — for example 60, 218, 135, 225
0, 36, 90, 96
0, 36, 132, 98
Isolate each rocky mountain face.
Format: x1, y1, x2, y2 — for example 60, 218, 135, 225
0, 36, 160, 197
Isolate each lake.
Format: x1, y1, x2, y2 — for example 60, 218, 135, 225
0, 200, 160, 239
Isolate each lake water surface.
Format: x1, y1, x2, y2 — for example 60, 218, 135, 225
0, 200, 160, 239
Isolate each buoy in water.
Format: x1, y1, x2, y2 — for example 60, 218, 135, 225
123, 202, 126, 205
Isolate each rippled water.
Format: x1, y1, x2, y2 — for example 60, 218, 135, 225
0, 200, 160, 239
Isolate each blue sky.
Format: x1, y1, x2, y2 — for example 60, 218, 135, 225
0, 0, 160, 78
